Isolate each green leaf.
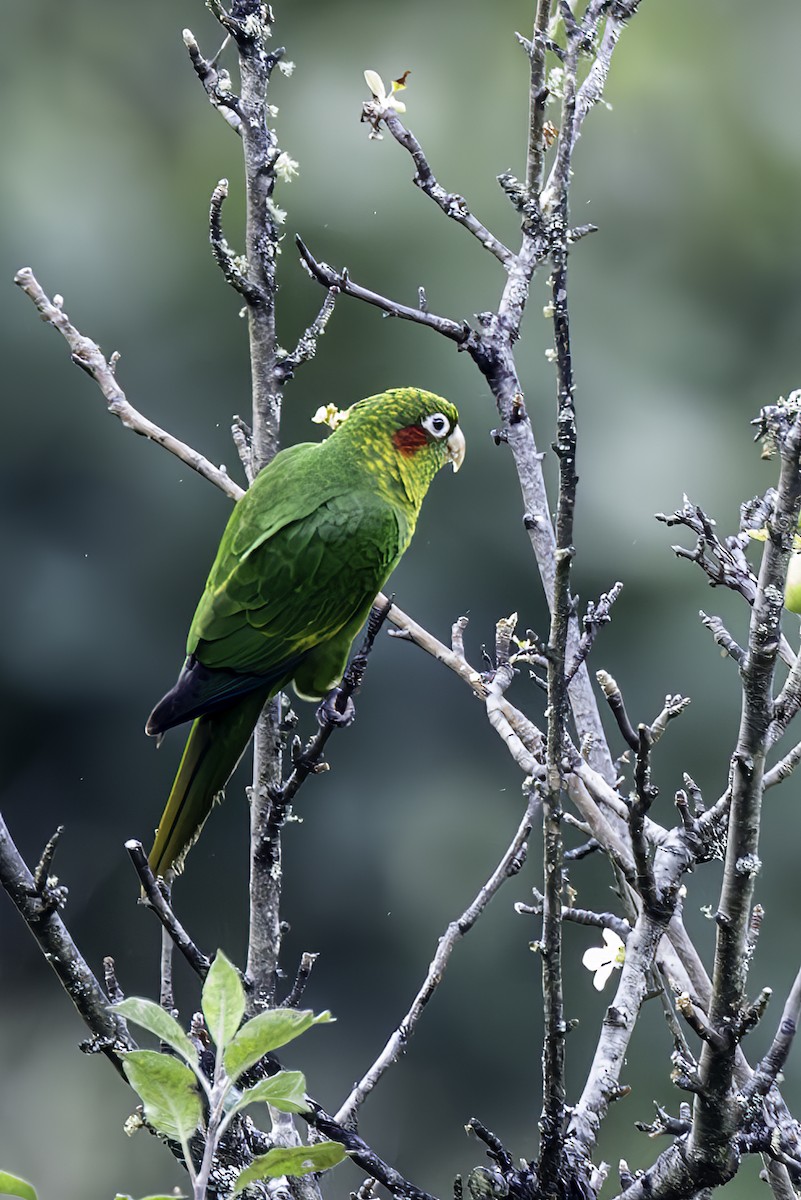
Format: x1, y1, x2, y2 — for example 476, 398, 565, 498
224, 1008, 333, 1082
122, 1050, 203, 1141
0, 1170, 37, 1200
230, 1070, 309, 1117
111, 998, 198, 1065
201, 951, 246, 1049
113, 1195, 186, 1200
232, 1142, 346, 1192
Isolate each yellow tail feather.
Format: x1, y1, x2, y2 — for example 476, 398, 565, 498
149, 689, 271, 877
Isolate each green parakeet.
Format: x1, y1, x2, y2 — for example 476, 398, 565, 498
146, 387, 465, 876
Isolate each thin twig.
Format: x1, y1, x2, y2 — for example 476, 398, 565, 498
537, 25, 583, 1182
32, 825, 64, 893
304, 1103, 439, 1200
281, 952, 319, 1008
275, 599, 394, 811
699, 611, 746, 666
160, 924, 176, 1015
630, 725, 659, 914
525, 0, 555, 203
742, 964, 801, 1105
485, 662, 545, 778
209, 179, 264, 304
334, 790, 538, 1127
126, 841, 211, 979
183, 28, 244, 135
275, 287, 339, 383
381, 112, 515, 267
596, 670, 639, 752
565, 582, 624, 686
296, 236, 473, 347
13, 269, 244, 501
686, 411, 801, 1187
0, 815, 135, 1074
764, 739, 801, 790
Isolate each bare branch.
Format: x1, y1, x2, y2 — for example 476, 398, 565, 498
565, 581, 624, 686
743, 965, 801, 1104
275, 286, 339, 383
699, 610, 746, 666
676, 991, 728, 1052
274, 598, 394, 810
0, 815, 135, 1074
574, 2, 644, 133
688, 411, 801, 1180
764, 739, 801, 790
485, 659, 545, 778
525, 0, 555, 202
13, 269, 244, 501
281, 951, 319, 1008
630, 725, 659, 913
304, 1103, 439, 1200
182, 27, 244, 134
209, 179, 265, 304
649, 694, 692, 745
296, 236, 473, 347
125, 840, 211, 980
596, 669, 639, 752
380, 112, 515, 267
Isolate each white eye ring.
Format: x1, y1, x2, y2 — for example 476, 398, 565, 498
421, 412, 449, 439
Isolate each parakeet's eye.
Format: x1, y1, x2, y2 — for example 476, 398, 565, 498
421, 412, 450, 439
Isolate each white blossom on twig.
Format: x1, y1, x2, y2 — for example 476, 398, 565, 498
363, 68, 409, 139
582, 928, 625, 991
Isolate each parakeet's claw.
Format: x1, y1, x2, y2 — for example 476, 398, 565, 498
316, 688, 356, 729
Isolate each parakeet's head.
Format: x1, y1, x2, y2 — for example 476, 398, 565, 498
332, 387, 464, 500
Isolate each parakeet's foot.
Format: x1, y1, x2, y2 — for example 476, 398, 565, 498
316, 687, 356, 728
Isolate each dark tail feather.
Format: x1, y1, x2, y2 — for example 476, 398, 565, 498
149, 688, 270, 877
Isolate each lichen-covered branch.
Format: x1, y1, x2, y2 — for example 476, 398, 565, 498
0, 815, 136, 1074
685, 411, 801, 1185
382, 111, 515, 266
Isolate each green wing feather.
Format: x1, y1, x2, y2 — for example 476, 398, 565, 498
190, 489, 408, 681
148, 450, 411, 876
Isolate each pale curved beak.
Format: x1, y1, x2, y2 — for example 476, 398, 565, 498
446, 423, 466, 472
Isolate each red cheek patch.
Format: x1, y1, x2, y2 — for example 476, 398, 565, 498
392, 425, 428, 456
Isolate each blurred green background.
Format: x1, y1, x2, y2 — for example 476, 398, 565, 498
2, 1, 801, 1196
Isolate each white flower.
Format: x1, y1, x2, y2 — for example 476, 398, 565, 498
362, 69, 409, 139
364, 69, 408, 112
312, 403, 348, 431
278, 60, 296, 77
582, 928, 625, 991
274, 152, 299, 183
